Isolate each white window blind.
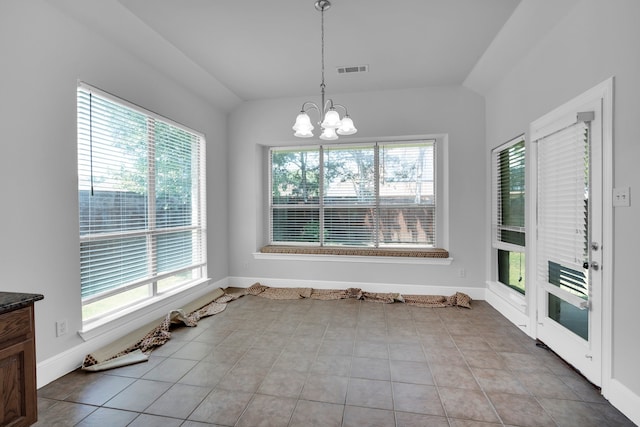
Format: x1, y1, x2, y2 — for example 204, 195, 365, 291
77, 83, 207, 321
492, 137, 525, 251
270, 147, 321, 244
270, 140, 435, 247
379, 142, 435, 246
536, 122, 588, 297
324, 144, 376, 245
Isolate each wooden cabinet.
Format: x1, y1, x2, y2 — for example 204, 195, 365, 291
0, 304, 38, 427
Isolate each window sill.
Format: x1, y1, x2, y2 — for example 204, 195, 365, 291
487, 280, 527, 312
78, 278, 210, 342
254, 246, 452, 265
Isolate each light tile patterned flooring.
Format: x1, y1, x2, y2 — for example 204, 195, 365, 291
36, 295, 635, 426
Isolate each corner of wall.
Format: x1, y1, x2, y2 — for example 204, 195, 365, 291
607, 379, 640, 426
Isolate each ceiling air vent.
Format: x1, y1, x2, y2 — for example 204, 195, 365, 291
337, 65, 369, 75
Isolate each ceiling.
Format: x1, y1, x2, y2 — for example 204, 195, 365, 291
49, 0, 524, 110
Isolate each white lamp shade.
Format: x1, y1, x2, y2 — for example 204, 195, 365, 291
321, 109, 342, 129
294, 128, 314, 138
336, 116, 357, 135
292, 112, 314, 133
319, 127, 338, 140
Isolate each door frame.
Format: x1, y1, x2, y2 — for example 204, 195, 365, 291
527, 77, 613, 390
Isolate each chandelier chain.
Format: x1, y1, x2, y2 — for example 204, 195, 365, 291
320, 6, 325, 90
292, 0, 357, 139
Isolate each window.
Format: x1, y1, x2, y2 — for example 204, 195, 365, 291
492, 136, 525, 294
77, 83, 207, 323
270, 140, 436, 247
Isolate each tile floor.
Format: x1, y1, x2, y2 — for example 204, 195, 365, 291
36, 295, 635, 426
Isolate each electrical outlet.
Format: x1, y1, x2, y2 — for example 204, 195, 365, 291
459, 268, 466, 278
613, 186, 631, 207
56, 320, 67, 337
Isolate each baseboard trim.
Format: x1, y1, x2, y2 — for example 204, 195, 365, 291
484, 281, 532, 337
227, 276, 486, 301
607, 378, 640, 426
36, 277, 229, 388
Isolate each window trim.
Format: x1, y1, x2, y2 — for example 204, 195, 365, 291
77, 81, 208, 326
264, 134, 449, 255
491, 134, 526, 294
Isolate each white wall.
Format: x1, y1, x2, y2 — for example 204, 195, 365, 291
482, 0, 640, 415
0, 0, 228, 370
228, 86, 487, 292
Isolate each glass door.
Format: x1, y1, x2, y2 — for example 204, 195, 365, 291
533, 100, 603, 386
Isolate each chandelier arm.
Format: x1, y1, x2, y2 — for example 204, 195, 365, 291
332, 103, 350, 116
300, 102, 320, 115
323, 99, 335, 113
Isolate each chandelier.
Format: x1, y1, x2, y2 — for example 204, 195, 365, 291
292, 0, 357, 140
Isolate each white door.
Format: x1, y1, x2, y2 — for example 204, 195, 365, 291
532, 90, 606, 386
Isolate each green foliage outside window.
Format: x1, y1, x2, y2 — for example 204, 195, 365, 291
270, 141, 435, 247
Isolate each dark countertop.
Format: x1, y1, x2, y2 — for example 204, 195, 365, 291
0, 292, 44, 315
